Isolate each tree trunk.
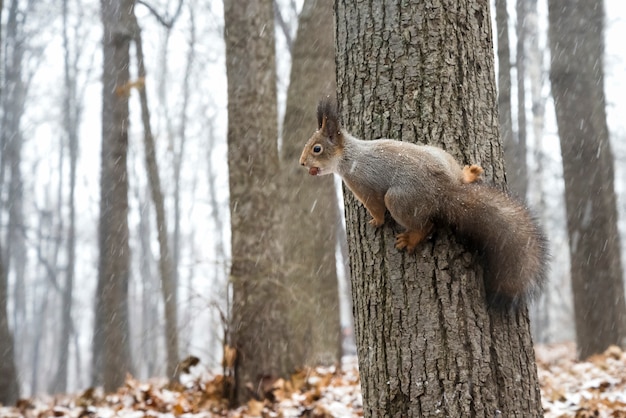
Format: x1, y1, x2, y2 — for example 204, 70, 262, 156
132, 13, 179, 381
50, 0, 78, 394
0, 0, 19, 405
93, 0, 135, 391
280, 0, 341, 367
136, 186, 160, 378
527, 0, 551, 344
0, 242, 19, 405
0, 0, 19, 398
548, 0, 626, 359
513, 0, 528, 199
336, 0, 543, 415
223, 0, 291, 405
495, 0, 516, 192
3, 0, 28, 375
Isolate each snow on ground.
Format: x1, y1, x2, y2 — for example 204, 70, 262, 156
3, 344, 626, 417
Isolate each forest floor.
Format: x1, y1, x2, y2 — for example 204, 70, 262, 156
2, 342, 626, 417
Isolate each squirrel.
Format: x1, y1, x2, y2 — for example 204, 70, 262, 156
299, 98, 548, 307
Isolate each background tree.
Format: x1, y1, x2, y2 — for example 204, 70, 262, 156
92, 0, 135, 391
279, 0, 341, 367
335, 0, 543, 415
131, 7, 179, 381
0, 242, 19, 405
223, 0, 292, 405
526, 0, 552, 343
2, 0, 29, 371
512, 0, 529, 198
495, 0, 516, 189
548, 0, 626, 359
0, 0, 18, 404
49, 0, 83, 394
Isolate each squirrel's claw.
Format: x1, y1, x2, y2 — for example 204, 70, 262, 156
395, 234, 416, 253
395, 230, 429, 254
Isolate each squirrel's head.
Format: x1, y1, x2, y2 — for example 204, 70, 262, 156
299, 99, 344, 176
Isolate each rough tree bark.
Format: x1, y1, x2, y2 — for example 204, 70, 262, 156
280, 0, 341, 367
223, 0, 292, 405
93, 0, 135, 391
548, 0, 626, 359
336, 0, 543, 415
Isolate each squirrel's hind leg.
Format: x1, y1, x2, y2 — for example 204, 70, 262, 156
384, 188, 435, 253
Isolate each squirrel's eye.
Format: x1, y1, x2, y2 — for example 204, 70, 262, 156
312, 144, 323, 154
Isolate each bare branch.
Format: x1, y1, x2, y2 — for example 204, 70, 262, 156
273, 0, 292, 54
137, 0, 184, 29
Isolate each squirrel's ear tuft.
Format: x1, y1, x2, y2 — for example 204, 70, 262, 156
317, 97, 340, 139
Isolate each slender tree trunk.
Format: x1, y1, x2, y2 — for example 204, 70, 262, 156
3, 0, 27, 373
0, 242, 19, 405
223, 0, 291, 405
280, 0, 341, 367
548, 0, 626, 359
93, 0, 135, 391
0, 10, 13, 405
527, 0, 550, 343
137, 187, 159, 378
495, 0, 516, 190
0, 0, 19, 405
336, 0, 543, 415
513, 0, 528, 199
131, 13, 179, 381
50, 0, 78, 394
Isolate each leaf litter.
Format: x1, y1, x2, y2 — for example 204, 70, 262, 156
4, 344, 626, 417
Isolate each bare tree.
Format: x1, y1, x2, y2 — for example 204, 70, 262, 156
50, 0, 83, 394
136, 186, 160, 378
2, 0, 29, 370
526, 0, 551, 343
548, 0, 626, 358
336, 0, 543, 414
223, 0, 292, 405
0, 0, 18, 403
131, 11, 179, 381
513, 0, 528, 198
495, 0, 516, 191
93, 0, 135, 391
280, 0, 341, 367
0, 242, 19, 405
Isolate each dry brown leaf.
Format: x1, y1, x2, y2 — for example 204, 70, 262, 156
247, 398, 266, 416
290, 368, 309, 392
223, 345, 237, 369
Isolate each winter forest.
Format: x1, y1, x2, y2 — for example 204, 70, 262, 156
2, 0, 626, 416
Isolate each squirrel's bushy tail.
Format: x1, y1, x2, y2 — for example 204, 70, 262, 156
442, 183, 549, 308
